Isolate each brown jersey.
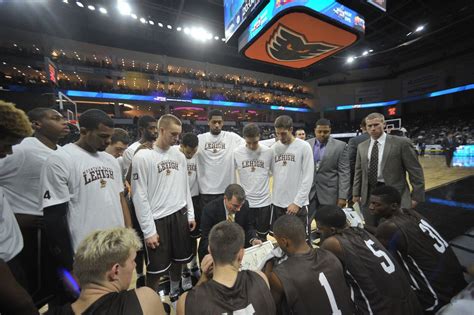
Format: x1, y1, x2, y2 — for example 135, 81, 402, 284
185, 270, 276, 314
334, 228, 421, 314
383, 209, 467, 311
273, 248, 354, 314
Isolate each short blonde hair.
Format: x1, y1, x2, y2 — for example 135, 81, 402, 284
158, 114, 182, 129
73, 228, 142, 286
0, 100, 33, 138
365, 112, 385, 123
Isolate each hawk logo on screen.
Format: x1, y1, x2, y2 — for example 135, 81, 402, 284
266, 25, 340, 61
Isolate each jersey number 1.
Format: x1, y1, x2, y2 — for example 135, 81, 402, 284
319, 272, 342, 315
364, 239, 395, 274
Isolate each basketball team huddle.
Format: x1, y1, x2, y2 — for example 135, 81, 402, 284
0, 101, 469, 315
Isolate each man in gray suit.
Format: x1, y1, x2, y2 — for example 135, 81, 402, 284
347, 117, 370, 206
353, 113, 425, 226
307, 119, 350, 236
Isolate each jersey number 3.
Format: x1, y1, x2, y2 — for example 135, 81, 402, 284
419, 219, 448, 253
364, 239, 395, 274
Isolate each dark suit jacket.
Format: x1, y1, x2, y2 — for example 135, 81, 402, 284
353, 134, 425, 209
348, 133, 370, 179
198, 197, 257, 261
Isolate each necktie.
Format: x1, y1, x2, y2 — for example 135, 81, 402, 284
227, 213, 235, 222
368, 140, 378, 187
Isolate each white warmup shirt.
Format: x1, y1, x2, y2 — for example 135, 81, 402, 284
234, 144, 273, 208
40, 143, 125, 252
122, 141, 141, 175
131, 145, 194, 239
0, 187, 23, 262
259, 138, 277, 147
197, 131, 245, 194
0, 137, 59, 216
186, 154, 199, 197
272, 138, 314, 208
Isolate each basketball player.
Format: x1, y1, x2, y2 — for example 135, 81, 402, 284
40, 109, 130, 272
371, 185, 467, 312
264, 214, 354, 314
179, 132, 201, 288
122, 115, 158, 173
271, 115, 313, 233
295, 128, 306, 140
0, 100, 37, 315
196, 109, 244, 208
106, 128, 130, 158
234, 123, 273, 240
0, 107, 69, 303
131, 114, 196, 305
316, 205, 422, 314
177, 221, 275, 314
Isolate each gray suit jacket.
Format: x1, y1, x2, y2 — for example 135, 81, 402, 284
307, 137, 350, 205
353, 134, 425, 208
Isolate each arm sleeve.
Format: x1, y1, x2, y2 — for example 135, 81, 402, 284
184, 162, 195, 222
122, 146, 134, 174
401, 140, 425, 202
347, 138, 357, 178
293, 143, 314, 207
40, 154, 71, 209
131, 153, 157, 239
43, 203, 74, 270
352, 145, 362, 197
337, 144, 350, 200
198, 205, 213, 262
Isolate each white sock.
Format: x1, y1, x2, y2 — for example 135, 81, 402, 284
170, 280, 180, 295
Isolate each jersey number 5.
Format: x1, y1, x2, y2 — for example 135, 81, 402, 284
364, 239, 395, 274
419, 219, 448, 253
319, 272, 342, 315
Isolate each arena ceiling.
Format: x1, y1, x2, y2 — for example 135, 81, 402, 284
0, 0, 473, 81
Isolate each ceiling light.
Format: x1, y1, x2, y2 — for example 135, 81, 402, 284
149, 20, 154, 25
99, 7, 107, 14
415, 25, 425, 32
76, 1, 84, 8
369, 49, 374, 52
221, 38, 226, 41
117, 1, 131, 16
140, 17, 146, 24
131, 13, 137, 19
158, 22, 164, 27
87, 5, 95, 11
167, 25, 172, 29
62, 0, 69, 3
214, 36, 219, 40
183, 27, 190, 34
177, 26, 182, 31
346, 56, 355, 63
362, 50, 369, 56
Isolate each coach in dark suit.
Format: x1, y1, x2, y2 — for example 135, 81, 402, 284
353, 113, 425, 226
442, 132, 459, 167
198, 184, 260, 262
347, 118, 370, 205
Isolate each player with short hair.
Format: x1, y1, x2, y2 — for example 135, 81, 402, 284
264, 214, 354, 314
0, 100, 37, 315
316, 205, 422, 314
234, 123, 273, 240
0, 107, 69, 303
46, 227, 165, 315
106, 127, 130, 158
179, 132, 201, 288
295, 128, 306, 140
271, 115, 314, 233
131, 114, 196, 306
196, 109, 245, 208
372, 185, 467, 312
177, 221, 275, 315
40, 109, 131, 272
122, 116, 158, 173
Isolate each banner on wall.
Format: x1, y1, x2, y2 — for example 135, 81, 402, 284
402, 72, 443, 98
354, 86, 384, 103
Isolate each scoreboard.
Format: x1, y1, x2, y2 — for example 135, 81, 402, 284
224, 0, 269, 42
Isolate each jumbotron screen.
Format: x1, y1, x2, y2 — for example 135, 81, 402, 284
224, 0, 269, 42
